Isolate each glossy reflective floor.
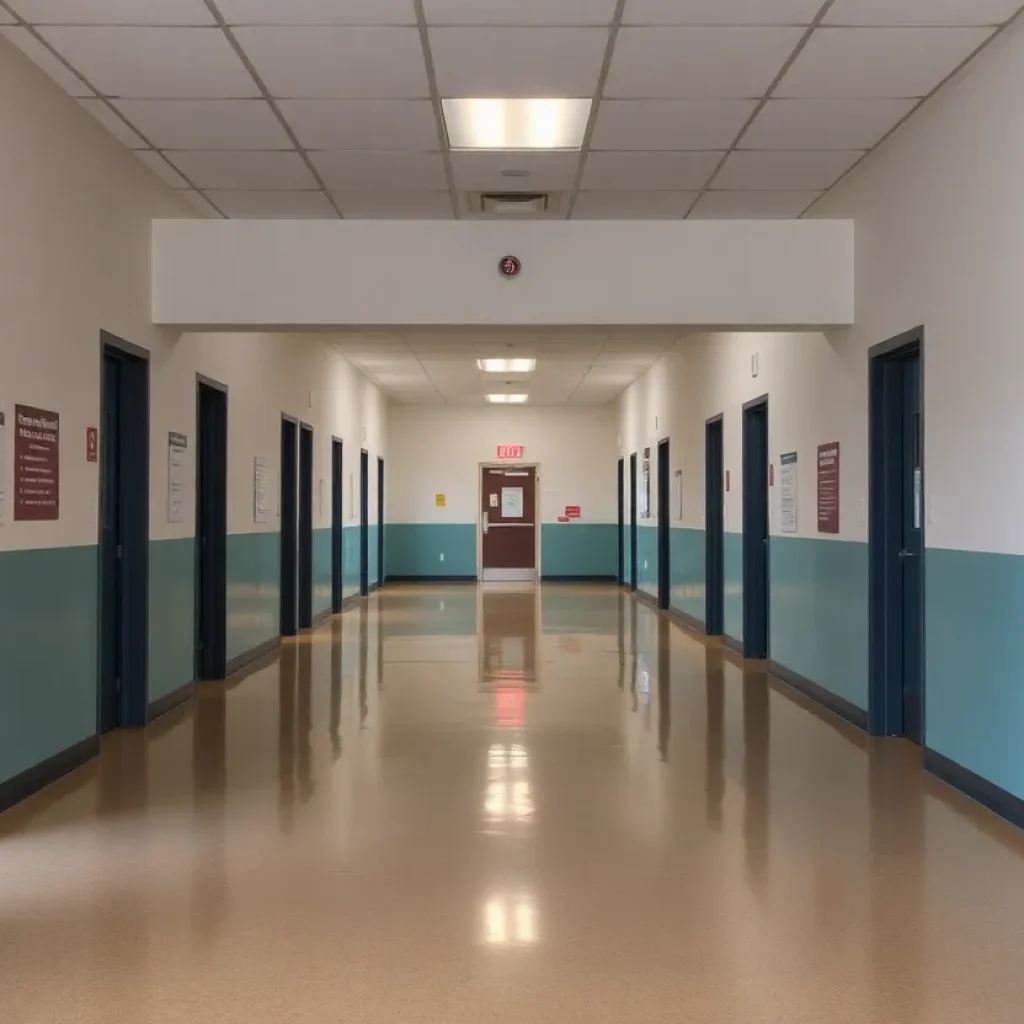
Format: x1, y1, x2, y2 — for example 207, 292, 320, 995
3, 585, 1024, 1022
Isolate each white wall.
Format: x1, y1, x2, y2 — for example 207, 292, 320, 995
811, 14, 1024, 557
387, 405, 618, 526
620, 332, 866, 543
0, 38, 385, 554
152, 218, 854, 328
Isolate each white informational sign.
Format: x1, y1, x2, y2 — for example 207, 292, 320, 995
167, 432, 188, 524
674, 469, 683, 521
0, 410, 6, 525
254, 455, 270, 523
501, 486, 524, 519
780, 451, 798, 534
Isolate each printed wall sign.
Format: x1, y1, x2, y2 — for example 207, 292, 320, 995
86, 427, 98, 463
817, 443, 840, 534
14, 405, 59, 521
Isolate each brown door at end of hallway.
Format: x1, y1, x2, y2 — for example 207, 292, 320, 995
481, 466, 537, 582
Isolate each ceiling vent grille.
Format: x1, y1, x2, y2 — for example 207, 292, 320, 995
479, 192, 549, 215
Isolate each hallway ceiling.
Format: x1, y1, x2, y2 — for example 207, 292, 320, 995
332, 329, 677, 405
1, 0, 1020, 219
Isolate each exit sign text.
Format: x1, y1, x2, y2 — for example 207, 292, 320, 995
497, 445, 524, 460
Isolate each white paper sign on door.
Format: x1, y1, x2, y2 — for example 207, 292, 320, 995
254, 455, 270, 523
501, 486, 524, 518
167, 432, 188, 524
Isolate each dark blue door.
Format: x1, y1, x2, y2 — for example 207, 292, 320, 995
742, 400, 769, 659
657, 439, 671, 609
359, 450, 369, 596
900, 354, 924, 743
629, 453, 638, 592
298, 424, 314, 629
99, 352, 123, 733
705, 418, 724, 635
331, 439, 343, 614
280, 418, 298, 637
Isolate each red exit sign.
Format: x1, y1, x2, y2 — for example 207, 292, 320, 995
497, 445, 524, 460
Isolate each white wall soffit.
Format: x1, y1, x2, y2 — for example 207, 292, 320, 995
151, 220, 854, 328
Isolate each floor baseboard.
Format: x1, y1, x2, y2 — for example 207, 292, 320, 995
925, 747, 1024, 831
384, 575, 478, 583
541, 575, 617, 583
767, 660, 868, 731
225, 635, 281, 677
0, 735, 100, 816
147, 680, 196, 723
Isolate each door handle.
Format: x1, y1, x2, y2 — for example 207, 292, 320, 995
482, 511, 489, 535
898, 548, 918, 559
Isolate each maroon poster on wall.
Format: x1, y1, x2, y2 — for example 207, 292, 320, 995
817, 442, 840, 534
14, 405, 60, 521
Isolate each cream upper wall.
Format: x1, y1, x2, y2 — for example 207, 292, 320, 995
387, 405, 618, 526
619, 332, 866, 542
0, 39, 385, 551
811, 15, 1024, 555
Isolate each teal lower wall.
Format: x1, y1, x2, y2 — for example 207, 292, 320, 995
226, 531, 279, 663
385, 523, 477, 578
724, 532, 743, 641
149, 538, 195, 702
622, 526, 632, 586
769, 536, 868, 711
0, 545, 98, 786
637, 524, 658, 597
342, 525, 361, 598
926, 547, 1024, 801
313, 528, 333, 616
540, 523, 617, 577
368, 524, 380, 586
670, 527, 705, 623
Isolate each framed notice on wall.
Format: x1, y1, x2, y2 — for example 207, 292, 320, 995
780, 452, 798, 534
640, 446, 651, 519
254, 455, 270, 523
167, 432, 188, 524
817, 442, 840, 534
14, 405, 59, 521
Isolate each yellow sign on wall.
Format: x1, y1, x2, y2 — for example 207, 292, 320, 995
435, 493, 446, 508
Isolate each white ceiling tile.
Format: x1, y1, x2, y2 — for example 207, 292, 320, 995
8, 0, 215, 24
713, 149, 862, 190
233, 27, 429, 98
0, 26, 94, 95
334, 191, 454, 218
690, 190, 822, 218
167, 150, 318, 189
591, 99, 757, 150
424, 0, 617, 25
581, 151, 721, 190
278, 100, 439, 150
624, 0, 824, 24
776, 27, 995, 98
38, 27, 259, 97
825, 0, 1023, 27
178, 190, 223, 217
78, 98, 147, 147
573, 190, 698, 218
113, 99, 291, 149
429, 27, 608, 97
741, 98, 917, 149
217, 0, 416, 25
450, 151, 579, 191
605, 27, 804, 98
203, 189, 336, 218
134, 149, 190, 188
313, 151, 447, 190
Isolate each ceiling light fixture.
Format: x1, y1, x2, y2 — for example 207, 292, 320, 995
478, 359, 536, 373
443, 99, 592, 151
487, 394, 529, 405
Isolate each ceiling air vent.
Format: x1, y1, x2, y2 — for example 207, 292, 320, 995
480, 192, 550, 215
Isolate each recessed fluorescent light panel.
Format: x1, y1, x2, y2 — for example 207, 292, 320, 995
478, 358, 537, 373
443, 99, 591, 151
487, 394, 529, 404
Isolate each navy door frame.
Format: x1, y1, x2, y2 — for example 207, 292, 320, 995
195, 376, 228, 681
617, 458, 625, 587
359, 449, 370, 597
98, 332, 149, 732
377, 456, 385, 586
331, 437, 343, 614
705, 415, 724, 636
656, 438, 671, 609
869, 327, 926, 741
298, 423, 314, 629
280, 416, 298, 637
741, 396, 770, 659
628, 452, 638, 592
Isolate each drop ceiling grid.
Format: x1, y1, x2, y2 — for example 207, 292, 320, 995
0, 0, 1021, 218
334, 331, 676, 405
